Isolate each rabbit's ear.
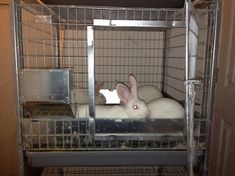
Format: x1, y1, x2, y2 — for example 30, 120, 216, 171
129, 74, 137, 98
95, 81, 105, 95
116, 83, 132, 104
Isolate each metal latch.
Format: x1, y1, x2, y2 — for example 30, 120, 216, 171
184, 79, 201, 98
184, 79, 201, 86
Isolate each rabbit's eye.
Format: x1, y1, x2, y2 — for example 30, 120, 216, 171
133, 105, 139, 110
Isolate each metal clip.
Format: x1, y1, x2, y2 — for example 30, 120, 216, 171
184, 79, 201, 86
184, 79, 201, 99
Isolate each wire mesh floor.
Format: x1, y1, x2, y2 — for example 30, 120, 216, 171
41, 166, 187, 176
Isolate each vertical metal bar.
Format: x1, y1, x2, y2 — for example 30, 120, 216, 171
46, 120, 48, 149
54, 120, 57, 148
10, 1, 24, 175
56, 25, 61, 68
185, 1, 200, 175
16, 3, 24, 69
141, 30, 144, 82
185, 1, 193, 176
34, 6, 38, 69
67, 7, 70, 69
77, 119, 80, 148
187, 84, 196, 176
203, 1, 221, 176
87, 26, 95, 138
84, 8, 86, 30
185, 1, 189, 81
57, 7, 61, 68
62, 120, 65, 148
38, 121, 41, 148
25, 7, 30, 69
161, 31, 167, 93
30, 120, 33, 150
70, 120, 72, 149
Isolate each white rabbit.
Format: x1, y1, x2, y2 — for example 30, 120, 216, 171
76, 75, 150, 119
148, 98, 185, 119
137, 86, 163, 103
71, 81, 106, 105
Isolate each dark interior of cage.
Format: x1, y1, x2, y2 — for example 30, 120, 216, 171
20, 5, 207, 150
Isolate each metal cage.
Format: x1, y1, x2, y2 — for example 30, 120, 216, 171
11, 0, 219, 175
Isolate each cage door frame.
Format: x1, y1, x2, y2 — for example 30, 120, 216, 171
185, 0, 200, 176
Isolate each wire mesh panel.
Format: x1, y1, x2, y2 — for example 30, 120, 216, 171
41, 166, 186, 176
19, 3, 185, 67
23, 118, 90, 150
194, 9, 217, 147
22, 118, 185, 151
94, 30, 164, 89
163, 8, 216, 149
21, 5, 58, 69
61, 29, 164, 90
163, 27, 186, 101
62, 30, 88, 89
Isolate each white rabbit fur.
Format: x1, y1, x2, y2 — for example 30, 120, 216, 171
72, 81, 106, 105
76, 75, 150, 119
148, 98, 184, 119
137, 86, 163, 103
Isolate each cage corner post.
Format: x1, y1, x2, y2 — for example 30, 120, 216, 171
10, 0, 25, 176
185, 0, 200, 175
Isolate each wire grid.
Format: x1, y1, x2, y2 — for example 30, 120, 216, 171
23, 118, 90, 150
163, 27, 185, 102
64, 29, 165, 90
163, 8, 216, 147
22, 3, 185, 27
95, 30, 164, 89
196, 8, 218, 147
22, 118, 185, 151
20, 5, 59, 69
19, 3, 170, 89
41, 166, 186, 176
191, 8, 216, 147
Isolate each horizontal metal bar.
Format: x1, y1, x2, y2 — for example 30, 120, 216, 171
27, 150, 204, 167
94, 19, 185, 28
94, 133, 183, 141
22, 3, 185, 12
